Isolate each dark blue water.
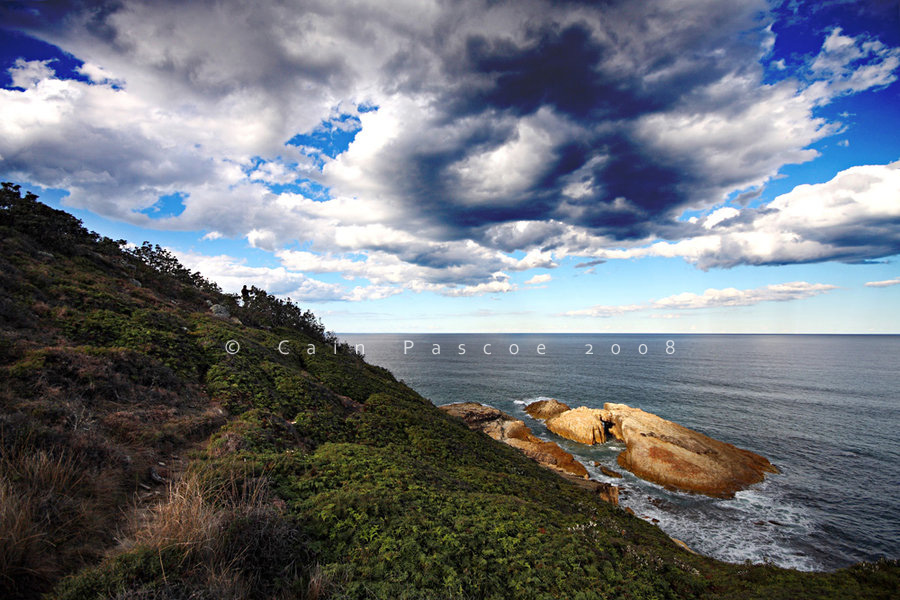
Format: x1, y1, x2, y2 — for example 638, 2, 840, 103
341, 334, 900, 571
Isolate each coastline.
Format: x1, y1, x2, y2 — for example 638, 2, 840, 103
344, 333, 900, 571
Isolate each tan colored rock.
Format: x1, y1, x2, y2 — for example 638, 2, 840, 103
602, 403, 778, 498
524, 398, 571, 420
670, 537, 696, 554
543, 406, 611, 445
527, 401, 777, 498
440, 402, 589, 479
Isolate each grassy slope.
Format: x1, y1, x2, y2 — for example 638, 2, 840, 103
0, 186, 897, 600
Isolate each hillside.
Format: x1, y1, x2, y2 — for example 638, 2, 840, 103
0, 182, 897, 600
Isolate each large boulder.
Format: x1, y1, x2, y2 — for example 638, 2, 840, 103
524, 398, 571, 420
209, 304, 231, 319
525, 400, 778, 498
602, 403, 778, 498
441, 403, 590, 480
543, 406, 611, 445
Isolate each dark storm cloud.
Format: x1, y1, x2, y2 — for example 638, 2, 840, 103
449, 14, 749, 123
320, 0, 780, 243
455, 23, 640, 120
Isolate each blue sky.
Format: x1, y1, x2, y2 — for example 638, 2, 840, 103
1, 0, 899, 333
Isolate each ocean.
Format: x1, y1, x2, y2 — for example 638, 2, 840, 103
340, 334, 900, 571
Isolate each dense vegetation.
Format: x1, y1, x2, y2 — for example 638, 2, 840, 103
0, 183, 897, 599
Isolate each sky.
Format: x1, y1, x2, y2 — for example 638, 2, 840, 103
1, 0, 899, 333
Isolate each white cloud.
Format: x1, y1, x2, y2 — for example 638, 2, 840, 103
703, 206, 741, 229
568, 160, 900, 269
633, 73, 831, 203
249, 161, 299, 185
246, 229, 280, 251
172, 250, 347, 302
525, 273, 552, 285
865, 277, 900, 288
172, 248, 414, 303
273, 240, 551, 294
810, 28, 900, 97
448, 109, 578, 204
437, 278, 515, 297
565, 304, 645, 318
566, 281, 837, 317
652, 281, 837, 309
9, 58, 55, 88
0, 59, 246, 216
344, 285, 404, 302
632, 28, 899, 207
77, 62, 121, 85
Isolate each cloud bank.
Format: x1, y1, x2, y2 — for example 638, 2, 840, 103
566, 281, 838, 317
1, 0, 899, 298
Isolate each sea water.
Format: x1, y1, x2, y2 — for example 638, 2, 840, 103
340, 334, 900, 571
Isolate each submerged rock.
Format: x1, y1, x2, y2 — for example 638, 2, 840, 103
525, 400, 778, 498
599, 465, 623, 479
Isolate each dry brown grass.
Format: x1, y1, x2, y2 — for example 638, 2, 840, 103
0, 478, 52, 593
305, 563, 330, 600
0, 446, 103, 598
131, 471, 266, 560
126, 470, 327, 600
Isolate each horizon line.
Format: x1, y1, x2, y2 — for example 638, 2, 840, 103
335, 331, 900, 336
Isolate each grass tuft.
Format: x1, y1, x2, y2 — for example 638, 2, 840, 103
106, 469, 325, 600
0, 446, 101, 598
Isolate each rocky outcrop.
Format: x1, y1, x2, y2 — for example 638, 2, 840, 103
525, 400, 778, 498
441, 403, 620, 505
524, 398, 571, 420
441, 402, 589, 480
545, 406, 610, 445
604, 403, 778, 498
210, 304, 231, 319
